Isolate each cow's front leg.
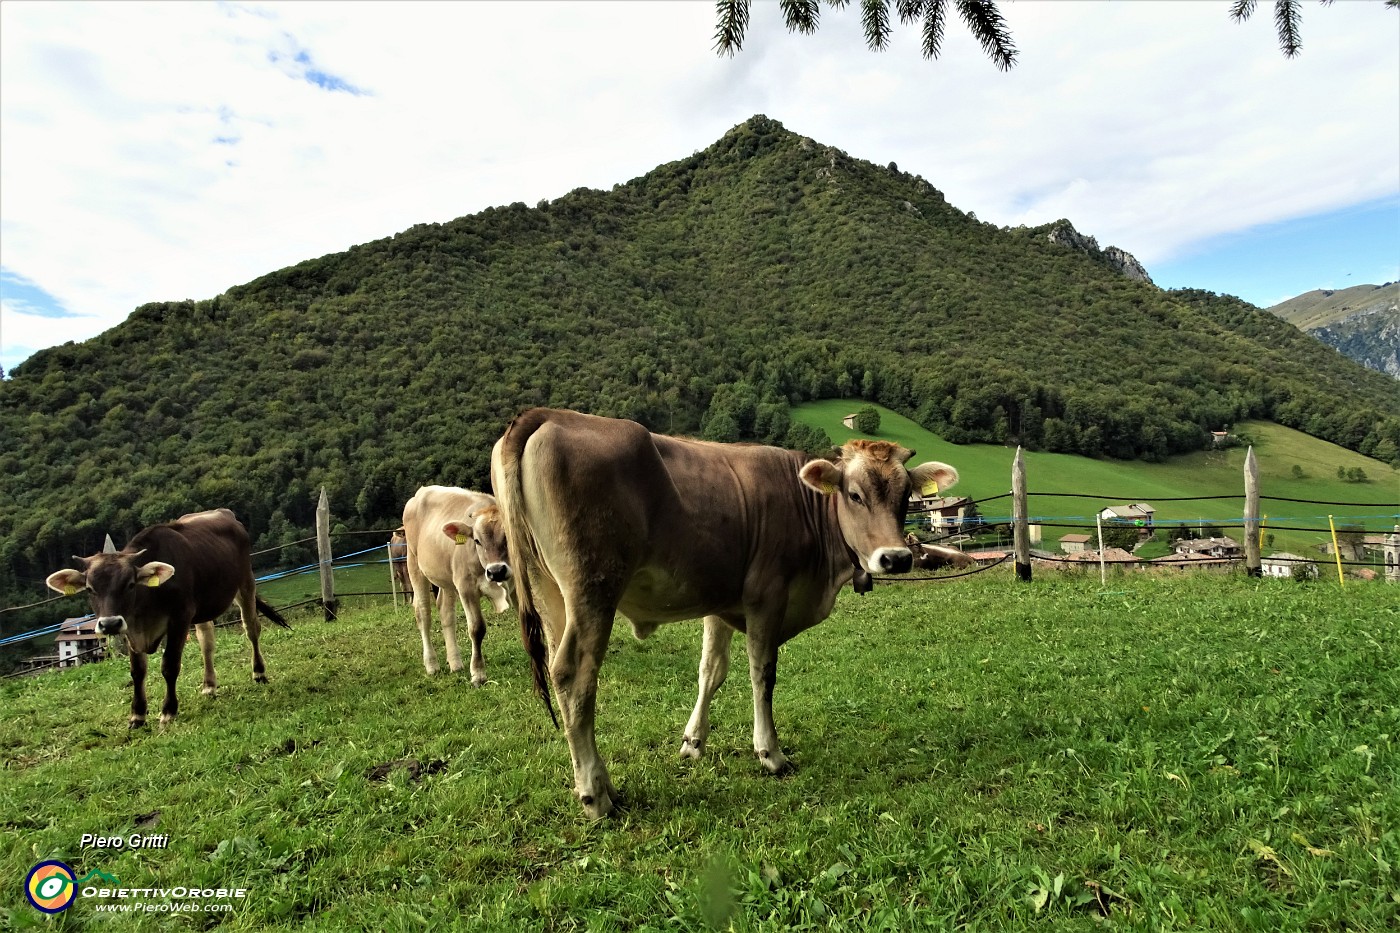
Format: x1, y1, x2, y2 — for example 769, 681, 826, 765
746, 634, 791, 775
129, 650, 149, 729
552, 609, 618, 818
680, 615, 735, 760
193, 622, 218, 696
438, 586, 465, 673
462, 594, 488, 687
158, 632, 186, 726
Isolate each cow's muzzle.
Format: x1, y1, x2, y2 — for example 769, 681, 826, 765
870, 547, 913, 575
485, 563, 511, 584
96, 616, 128, 636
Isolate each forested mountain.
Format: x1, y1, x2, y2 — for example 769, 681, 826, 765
1267, 284, 1400, 378
3, 115, 1399, 647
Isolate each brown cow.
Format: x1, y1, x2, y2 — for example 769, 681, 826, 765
45, 509, 289, 728
389, 527, 413, 598
492, 408, 959, 817
401, 485, 512, 683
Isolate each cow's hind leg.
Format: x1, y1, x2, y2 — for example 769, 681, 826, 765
158, 629, 186, 726
129, 650, 149, 729
746, 628, 792, 775
552, 596, 619, 818
236, 580, 267, 683
193, 622, 218, 696
680, 615, 736, 760
411, 582, 440, 675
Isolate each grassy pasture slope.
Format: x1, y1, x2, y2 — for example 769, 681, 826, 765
2, 575, 1397, 931
795, 401, 1399, 559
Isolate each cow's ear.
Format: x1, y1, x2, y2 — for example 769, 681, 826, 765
47, 569, 87, 596
443, 522, 469, 545
135, 561, 176, 588
799, 459, 843, 496
908, 461, 959, 497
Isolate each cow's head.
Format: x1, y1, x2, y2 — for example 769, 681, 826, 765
46, 550, 176, 636
443, 499, 511, 585
799, 440, 958, 576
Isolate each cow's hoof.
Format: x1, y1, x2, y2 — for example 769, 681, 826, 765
128, 716, 146, 730
757, 748, 793, 776
424, 664, 440, 676
201, 685, 217, 696
470, 673, 488, 687
579, 788, 617, 820
158, 714, 176, 727
253, 673, 269, 684
678, 737, 704, 760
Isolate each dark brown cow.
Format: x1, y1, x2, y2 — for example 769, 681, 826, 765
492, 408, 959, 817
389, 527, 413, 598
45, 509, 289, 728
401, 485, 512, 683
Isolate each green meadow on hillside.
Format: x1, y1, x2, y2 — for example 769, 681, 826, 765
2, 574, 1397, 931
795, 401, 1399, 560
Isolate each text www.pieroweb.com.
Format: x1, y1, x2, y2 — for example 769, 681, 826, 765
91, 901, 234, 914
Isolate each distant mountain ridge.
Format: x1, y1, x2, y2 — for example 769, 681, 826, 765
1267, 283, 1399, 378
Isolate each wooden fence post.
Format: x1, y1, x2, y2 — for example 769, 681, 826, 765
1012, 447, 1032, 582
388, 539, 399, 609
316, 487, 338, 621
1243, 446, 1261, 577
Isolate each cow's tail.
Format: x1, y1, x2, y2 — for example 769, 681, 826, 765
256, 595, 292, 629
493, 411, 559, 730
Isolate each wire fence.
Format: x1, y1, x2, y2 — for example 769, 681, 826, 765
3, 471, 1397, 665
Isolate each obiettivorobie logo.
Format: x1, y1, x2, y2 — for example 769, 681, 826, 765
24, 861, 119, 914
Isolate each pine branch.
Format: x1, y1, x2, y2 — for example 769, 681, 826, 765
713, 0, 750, 56
921, 0, 947, 60
781, 0, 822, 35
955, 0, 1017, 71
862, 0, 893, 50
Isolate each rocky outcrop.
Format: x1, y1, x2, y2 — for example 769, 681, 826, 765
1046, 220, 1153, 284
1103, 246, 1152, 283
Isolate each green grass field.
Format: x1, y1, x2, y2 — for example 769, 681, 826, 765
3, 573, 1397, 930
795, 401, 1399, 560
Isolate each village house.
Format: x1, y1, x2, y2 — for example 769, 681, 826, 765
1173, 536, 1242, 559
1097, 503, 1156, 535
1067, 548, 1139, 566
1059, 533, 1091, 554
1151, 552, 1236, 573
908, 494, 971, 533
56, 615, 105, 668
1261, 553, 1318, 580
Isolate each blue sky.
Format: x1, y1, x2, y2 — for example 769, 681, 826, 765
1152, 196, 1400, 307
2, 1, 1397, 374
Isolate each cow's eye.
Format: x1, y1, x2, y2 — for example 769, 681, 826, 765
849, 490, 863, 505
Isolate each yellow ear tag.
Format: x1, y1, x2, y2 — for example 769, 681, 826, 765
455, 533, 468, 545
921, 482, 940, 497
64, 584, 79, 596
821, 482, 838, 495
146, 576, 162, 588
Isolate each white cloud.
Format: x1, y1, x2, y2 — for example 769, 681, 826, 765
1, 0, 1396, 368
